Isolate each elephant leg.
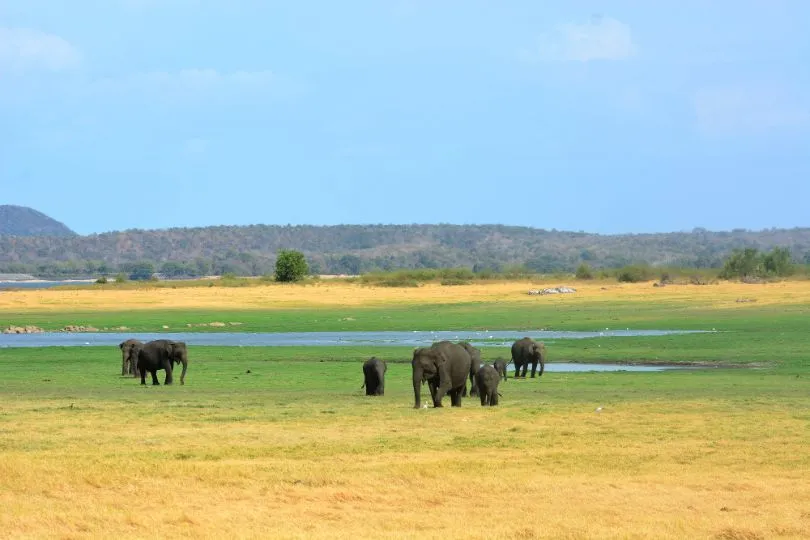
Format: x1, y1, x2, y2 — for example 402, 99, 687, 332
450, 388, 462, 407
163, 361, 174, 385
428, 381, 442, 407
479, 390, 486, 406
140, 369, 147, 385
491, 391, 499, 406
121, 358, 127, 377
150, 370, 160, 385
530, 362, 537, 378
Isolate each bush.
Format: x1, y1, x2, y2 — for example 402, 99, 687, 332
575, 263, 593, 280
274, 250, 309, 282
95, 276, 108, 284
114, 273, 128, 283
440, 279, 471, 286
616, 265, 653, 283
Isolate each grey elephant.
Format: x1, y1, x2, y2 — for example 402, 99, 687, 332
137, 339, 188, 386
492, 357, 509, 381
361, 357, 387, 396
475, 364, 501, 406
412, 340, 472, 408
458, 342, 482, 397
511, 337, 546, 378
119, 339, 143, 377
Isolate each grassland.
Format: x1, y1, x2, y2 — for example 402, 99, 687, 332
1, 279, 809, 538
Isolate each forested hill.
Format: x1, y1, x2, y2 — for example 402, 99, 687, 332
2, 222, 810, 278
0, 205, 76, 237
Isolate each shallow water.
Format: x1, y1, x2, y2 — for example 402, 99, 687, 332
0, 329, 708, 349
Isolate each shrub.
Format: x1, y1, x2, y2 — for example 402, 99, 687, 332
575, 263, 593, 280
440, 279, 471, 286
114, 273, 128, 283
616, 265, 653, 283
274, 250, 309, 282
95, 276, 108, 284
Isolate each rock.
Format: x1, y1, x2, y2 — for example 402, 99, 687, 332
162, 325, 169, 329
528, 286, 577, 296
3, 325, 44, 334
59, 325, 99, 333
208, 322, 226, 327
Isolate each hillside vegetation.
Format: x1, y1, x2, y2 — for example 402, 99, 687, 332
3, 219, 810, 278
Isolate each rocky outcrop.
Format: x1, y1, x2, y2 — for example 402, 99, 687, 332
528, 286, 577, 295
3, 325, 44, 334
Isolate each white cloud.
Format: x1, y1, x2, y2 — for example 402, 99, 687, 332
694, 84, 810, 136
522, 16, 636, 63
0, 27, 81, 72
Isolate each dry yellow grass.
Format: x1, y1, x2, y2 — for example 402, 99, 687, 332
2, 279, 810, 312
1, 398, 807, 539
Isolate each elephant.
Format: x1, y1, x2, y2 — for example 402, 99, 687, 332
511, 337, 546, 378
137, 339, 188, 386
475, 364, 501, 406
458, 342, 482, 397
119, 339, 143, 377
412, 340, 472, 408
492, 357, 509, 381
361, 357, 387, 396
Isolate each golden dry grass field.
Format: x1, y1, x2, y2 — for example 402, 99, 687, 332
2, 278, 810, 312
1, 279, 809, 539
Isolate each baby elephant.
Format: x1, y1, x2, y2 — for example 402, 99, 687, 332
361, 357, 387, 396
492, 357, 509, 381
475, 364, 501, 406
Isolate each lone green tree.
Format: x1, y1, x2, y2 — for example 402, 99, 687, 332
274, 250, 309, 282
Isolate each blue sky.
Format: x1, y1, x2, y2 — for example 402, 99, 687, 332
1, 1, 808, 235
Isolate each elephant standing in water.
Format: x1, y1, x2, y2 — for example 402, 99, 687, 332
492, 358, 509, 381
119, 339, 143, 377
361, 357, 387, 396
137, 339, 188, 386
458, 342, 481, 397
475, 364, 501, 406
511, 337, 546, 378
412, 341, 472, 408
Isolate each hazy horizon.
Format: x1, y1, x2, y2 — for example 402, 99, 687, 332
2, 2, 808, 235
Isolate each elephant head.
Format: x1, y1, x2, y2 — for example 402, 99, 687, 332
412, 346, 451, 408
163, 340, 188, 385
119, 339, 142, 377
529, 341, 546, 376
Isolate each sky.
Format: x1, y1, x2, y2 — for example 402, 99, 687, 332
1, 1, 809, 236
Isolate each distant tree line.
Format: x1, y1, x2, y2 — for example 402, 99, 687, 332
3, 224, 810, 279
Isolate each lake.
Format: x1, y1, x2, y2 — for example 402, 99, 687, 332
0, 329, 709, 348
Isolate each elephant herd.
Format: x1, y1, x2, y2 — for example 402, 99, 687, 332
363, 336, 547, 408
118, 334, 547, 408
119, 338, 188, 386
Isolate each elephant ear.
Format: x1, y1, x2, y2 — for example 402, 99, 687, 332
119, 341, 126, 350
435, 351, 450, 388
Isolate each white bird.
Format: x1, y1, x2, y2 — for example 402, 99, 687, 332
595, 407, 603, 413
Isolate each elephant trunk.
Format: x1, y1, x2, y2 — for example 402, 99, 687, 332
179, 358, 187, 385
412, 367, 423, 408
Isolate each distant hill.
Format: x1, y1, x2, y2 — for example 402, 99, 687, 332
2, 221, 810, 278
0, 205, 76, 237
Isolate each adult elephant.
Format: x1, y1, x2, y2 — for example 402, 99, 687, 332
119, 339, 142, 377
511, 337, 546, 378
475, 364, 501, 406
458, 342, 481, 397
412, 340, 472, 408
361, 357, 387, 396
137, 339, 188, 386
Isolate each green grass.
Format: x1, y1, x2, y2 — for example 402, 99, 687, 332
4, 301, 810, 370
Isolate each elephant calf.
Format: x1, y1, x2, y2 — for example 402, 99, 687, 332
361, 357, 387, 396
475, 364, 501, 406
492, 358, 509, 381
511, 337, 546, 378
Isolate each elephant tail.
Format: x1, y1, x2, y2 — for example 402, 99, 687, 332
360, 381, 366, 389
